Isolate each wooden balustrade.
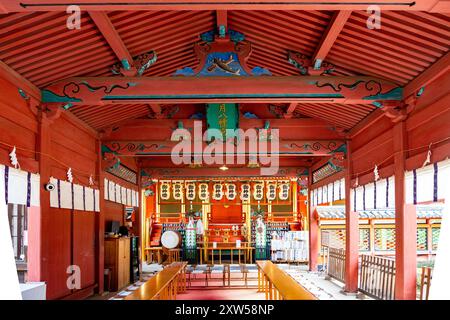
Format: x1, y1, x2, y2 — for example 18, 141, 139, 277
125, 262, 187, 300
419, 267, 433, 300
359, 255, 395, 300
327, 247, 346, 283
256, 261, 317, 300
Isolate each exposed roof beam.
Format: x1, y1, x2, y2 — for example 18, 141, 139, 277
88, 11, 135, 72
0, 60, 41, 101
2, 1, 446, 12
403, 51, 450, 98
216, 10, 228, 35
42, 75, 401, 105
311, 10, 352, 68
284, 103, 298, 118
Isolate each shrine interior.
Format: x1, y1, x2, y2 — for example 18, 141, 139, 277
0, 0, 449, 302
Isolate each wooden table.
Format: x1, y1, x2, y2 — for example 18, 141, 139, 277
256, 261, 317, 300
198, 247, 254, 264
145, 247, 163, 264
125, 262, 187, 300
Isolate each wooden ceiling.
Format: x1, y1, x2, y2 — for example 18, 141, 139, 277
0, 2, 449, 131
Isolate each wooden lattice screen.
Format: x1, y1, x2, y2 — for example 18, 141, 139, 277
359, 255, 396, 300
327, 248, 346, 283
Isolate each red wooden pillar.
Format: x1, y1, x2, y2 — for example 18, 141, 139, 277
35, 111, 51, 291
308, 170, 319, 271
344, 139, 359, 293
95, 140, 105, 294
393, 122, 417, 300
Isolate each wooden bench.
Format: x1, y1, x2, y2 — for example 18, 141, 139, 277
256, 261, 317, 300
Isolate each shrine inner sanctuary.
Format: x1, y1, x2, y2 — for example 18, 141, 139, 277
0, 0, 449, 302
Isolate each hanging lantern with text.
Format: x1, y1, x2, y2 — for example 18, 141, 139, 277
198, 183, 209, 201
212, 183, 224, 200
253, 183, 264, 201
266, 182, 277, 201
226, 183, 237, 200
186, 182, 196, 201
160, 182, 170, 200
240, 183, 251, 201
173, 182, 183, 200
279, 182, 290, 200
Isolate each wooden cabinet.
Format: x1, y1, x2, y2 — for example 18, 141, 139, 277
105, 237, 130, 291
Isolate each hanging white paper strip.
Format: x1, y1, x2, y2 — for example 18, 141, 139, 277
30, 173, 40, 207
94, 189, 100, 212
416, 164, 435, 203
405, 171, 414, 204
7, 168, 28, 205
59, 180, 73, 209
104, 178, 109, 200
73, 184, 84, 211
85, 187, 94, 212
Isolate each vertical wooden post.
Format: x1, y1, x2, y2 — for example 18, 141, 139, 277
35, 111, 51, 290
308, 169, 319, 271
344, 139, 359, 293
95, 140, 105, 294
393, 122, 417, 300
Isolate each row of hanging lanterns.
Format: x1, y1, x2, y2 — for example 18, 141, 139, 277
159, 181, 290, 201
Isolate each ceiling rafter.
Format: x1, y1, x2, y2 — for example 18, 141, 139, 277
311, 10, 352, 69
88, 11, 136, 74
0, 59, 41, 101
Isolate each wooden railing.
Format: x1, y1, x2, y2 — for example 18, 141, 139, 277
419, 267, 433, 300
256, 261, 317, 300
125, 262, 187, 300
359, 255, 395, 300
327, 248, 345, 283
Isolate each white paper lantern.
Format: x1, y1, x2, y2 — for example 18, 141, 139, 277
266, 182, 277, 201
160, 182, 170, 200
186, 182, 196, 201
226, 183, 237, 200
279, 182, 290, 200
172, 182, 183, 200
198, 183, 209, 201
253, 183, 264, 201
212, 183, 224, 200
240, 183, 251, 201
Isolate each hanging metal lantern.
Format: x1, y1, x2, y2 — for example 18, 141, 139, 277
160, 181, 170, 200
226, 183, 237, 200
198, 183, 209, 201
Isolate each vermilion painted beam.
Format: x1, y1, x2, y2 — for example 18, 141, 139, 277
216, 10, 227, 33
42, 75, 402, 105
0, 59, 41, 101
88, 11, 134, 69
403, 52, 450, 98
141, 166, 308, 179
102, 140, 345, 156
312, 11, 352, 67
1, 0, 445, 12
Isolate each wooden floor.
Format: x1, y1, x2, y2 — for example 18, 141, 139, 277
177, 288, 265, 300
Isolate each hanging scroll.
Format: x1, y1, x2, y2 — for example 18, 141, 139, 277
212, 183, 224, 200
198, 183, 209, 201
173, 181, 183, 200
266, 182, 277, 201
253, 183, 264, 201
160, 181, 170, 200
240, 183, 251, 201
186, 182, 196, 201
226, 183, 237, 200
279, 182, 290, 200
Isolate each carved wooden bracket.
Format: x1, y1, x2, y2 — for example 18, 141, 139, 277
111, 50, 157, 77
380, 96, 417, 123
287, 50, 334, 76
39, 103, 64, 123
